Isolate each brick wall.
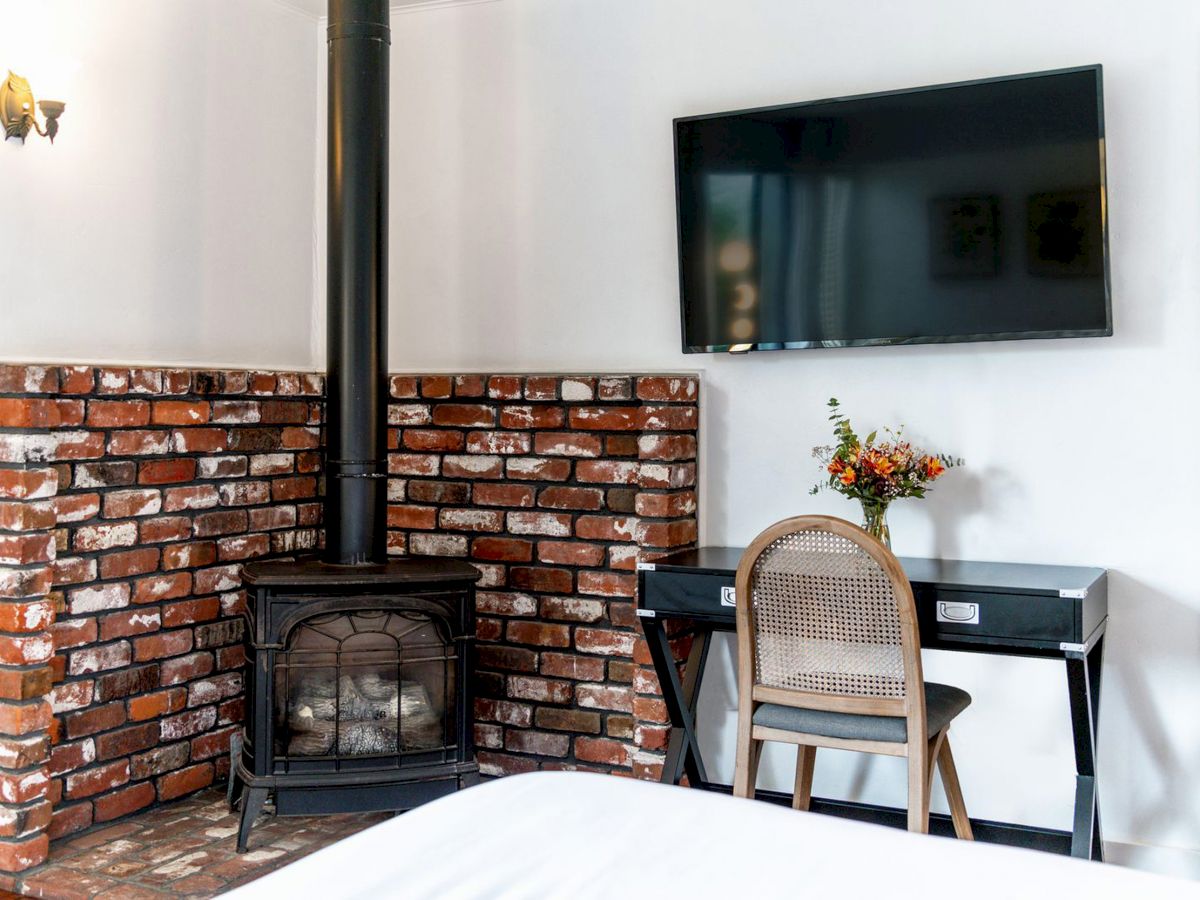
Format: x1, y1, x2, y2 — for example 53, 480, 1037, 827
382, 374, 698, 779
0, 365, 322, 869
0, 365, 698, 871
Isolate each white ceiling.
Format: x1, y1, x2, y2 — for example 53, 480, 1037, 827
273, 0, 499, 18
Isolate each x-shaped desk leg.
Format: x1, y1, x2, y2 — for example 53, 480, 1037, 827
642, 618, 712, 786
1066, 633, 1105, 860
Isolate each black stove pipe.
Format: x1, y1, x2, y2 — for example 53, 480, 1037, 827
324, 0, 390, 565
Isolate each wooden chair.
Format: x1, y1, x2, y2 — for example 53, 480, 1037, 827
732, 515, 973, 838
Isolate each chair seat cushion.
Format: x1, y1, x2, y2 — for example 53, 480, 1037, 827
752, 682, 971, 743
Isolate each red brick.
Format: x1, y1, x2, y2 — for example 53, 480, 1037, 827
0, 598, 54, 633
477, 751, 539, 777
52, 557, 96, 587
193, 510, 247, 537
271, 476, 316, 501
420, 376, 453, 398
0, 364, 56, 393
193, 565, 240, 594
466, 431, 531, 455
0, 533, 55, 564
575, 515, 637, 542
389, 375, 418, 399
107, 430, 170, 456
0, 398, 65, 428
636, 519, 697, 549
64, 702, 127, 743
472, 484, 535, 508
476, 618, 502, 641
635, 376, 698, 403
133, 630, 194, 662
259, 400, 308, 424
597, 377, 633, 401
578, 570, 637, 598
578, 684, 633, 712
86, 400, 150, 428
575, 736, 631, 767
67, 583, 131, 615
430, 404, 495, 428
138, 516, 192, 543
95, 367, 130, 393
568, 407, 641, 431
0, 700, 52, 735
98, 548, 161, 580
48, 738, 93, 777
248, 506, 296, 531
475, 592, 538, 616
633, 695, 670, 724
441, 455, 502, 479
0, 500, 55, 532
69, 642, 132, 676
575, 628, 637, 657
93, 722, 158, 760
508, 675, 573, 704
127, 689, 186, 722
505, 620, 570, 648
57, 366, 94, 394
453, 375, 486, 397
0, 634, 53, 666
533, 542, 603, 567
157, 761, 214, 801
402, 429, 464, 452
505, 729, 569, 757
191, 724, 239, 761
280, 426, 320, 449
439, 509, 504, 532
151, 401, 210, 426
162, 597, 221, 629
475, 646, 538, 673
50, 493, 101, 524
539, 596, 606, 622
471, 537, 533, 562
48, 802, 93, 841
641, 405, 698, 431
0, 469, 57, 501
93, 780, 155, 822
499, 406, 564, 429
388, 454, 440, 477
132, 572, 192, 604
505, 457, 572, 482
388, 404, 432, 426
99, 608, 161, 640
533, 433, 603, 457
538, 486, 603, 510
509, 567, 573, 594
160, 706, 217, 740
161, 541, 216, 570
93, 664, 159, 702
486, 376, 522, 400
138, 458, 197, 485
47, 431, 107, 461
51, 617, 97, 650
163, 484, 221, 511
637, 434, 696, 461
217, 533, 269, 561
387, 505, 437, 530
522, 376, 557, 400
159, 652, 214, 686
0, 831, 49, 872
101, 488, 162, 519
576, 460, 640, 484
506, 511, 572, 537
635, 490, 697, 518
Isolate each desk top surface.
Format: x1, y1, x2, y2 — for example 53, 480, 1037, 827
645, 546, 1106, 597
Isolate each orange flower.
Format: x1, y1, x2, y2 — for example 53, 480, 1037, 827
838, 467, 857, 485
827, 459, 845, 476
924, 456, 945, 478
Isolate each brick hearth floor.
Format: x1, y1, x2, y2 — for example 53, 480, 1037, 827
1, 789, 390, 899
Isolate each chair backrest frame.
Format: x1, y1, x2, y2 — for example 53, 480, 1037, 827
735, 515, 926, 744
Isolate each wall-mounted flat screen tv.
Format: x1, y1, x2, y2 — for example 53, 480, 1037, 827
674, 66, 1111, 353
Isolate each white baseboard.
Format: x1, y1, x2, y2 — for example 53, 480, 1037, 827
1106, 841, 1200, 882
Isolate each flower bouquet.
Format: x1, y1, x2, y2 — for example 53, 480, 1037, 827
811, 398, 960, 547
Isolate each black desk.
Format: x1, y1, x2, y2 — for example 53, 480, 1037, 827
637, 547, 1108, 859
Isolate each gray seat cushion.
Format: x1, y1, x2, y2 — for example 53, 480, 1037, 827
752, 682, 971, 743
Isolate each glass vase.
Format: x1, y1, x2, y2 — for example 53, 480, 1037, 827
860, 499, 891, 549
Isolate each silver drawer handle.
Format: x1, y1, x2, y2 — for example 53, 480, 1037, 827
721, 586, 736, 607
937, 601, 979, 625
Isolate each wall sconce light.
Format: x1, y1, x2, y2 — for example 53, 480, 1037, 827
1, 71, 65, 144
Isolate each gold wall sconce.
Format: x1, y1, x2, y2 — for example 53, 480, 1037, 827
1, 71, 65, 144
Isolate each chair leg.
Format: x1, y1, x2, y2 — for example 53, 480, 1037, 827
733, 736, 762, 799
938, 735, 973, 840
907, 739, 931, 834
792, 745, 816, 811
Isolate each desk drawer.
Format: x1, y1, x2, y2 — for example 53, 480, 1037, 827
641, 570, 736, 620
916, 588, 1077, 645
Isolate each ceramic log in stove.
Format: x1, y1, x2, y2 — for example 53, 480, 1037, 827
228, 0, 485, 851
231, 560, 481, 851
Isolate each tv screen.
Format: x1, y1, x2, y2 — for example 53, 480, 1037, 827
674, 66, 1111, 353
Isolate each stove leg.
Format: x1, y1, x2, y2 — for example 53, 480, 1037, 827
236, 787, 269, 853
459, 770, 480, 790
227, 733, 243, 812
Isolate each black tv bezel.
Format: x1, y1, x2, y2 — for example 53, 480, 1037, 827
673, 65, 1112, 355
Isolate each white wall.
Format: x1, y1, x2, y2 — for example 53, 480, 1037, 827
0, 0, 320, 369
375, 0, 1200, 855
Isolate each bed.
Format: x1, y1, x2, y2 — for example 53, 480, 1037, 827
228, 772, 1198, 899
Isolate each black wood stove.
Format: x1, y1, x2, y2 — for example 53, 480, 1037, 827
229, 0, 483, 850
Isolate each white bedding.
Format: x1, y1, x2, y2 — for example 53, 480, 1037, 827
229, 772, 1198, 899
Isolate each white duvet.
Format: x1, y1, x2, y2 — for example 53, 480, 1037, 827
228, 772, 1198, 899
